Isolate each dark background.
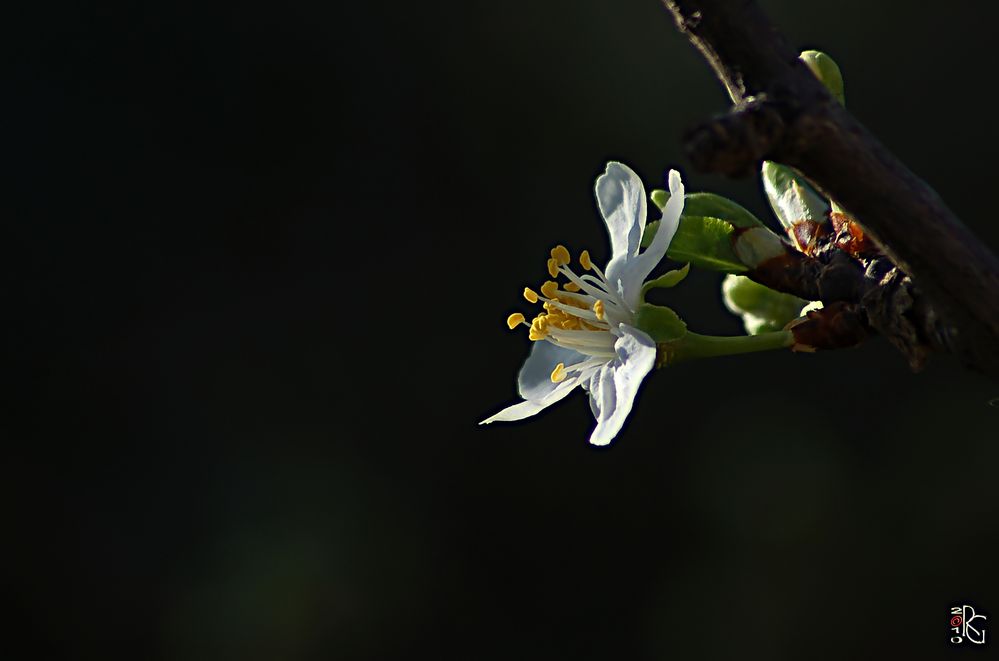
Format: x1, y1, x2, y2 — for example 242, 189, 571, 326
7, 1, 998, 659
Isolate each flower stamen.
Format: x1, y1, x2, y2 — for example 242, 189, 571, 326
546, 258, 560, 278
540, 280, 560, 299
506, 312, 526, 329
550, 244, 571, 266
550, 362, 567, 383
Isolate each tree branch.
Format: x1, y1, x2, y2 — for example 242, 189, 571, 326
663, 0, 999, 374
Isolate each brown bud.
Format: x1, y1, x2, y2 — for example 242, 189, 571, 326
787, 302, 868, 351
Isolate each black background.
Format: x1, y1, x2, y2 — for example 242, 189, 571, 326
8, 1, 999, 659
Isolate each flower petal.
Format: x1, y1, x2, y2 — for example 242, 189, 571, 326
480, 375, 582, 424
643, 169, 684, 271
595, 162, 647, 264
587, 324, 657, 446
587, 364, 614, 425
518, 340, 587, 402
613, 170, 685, 311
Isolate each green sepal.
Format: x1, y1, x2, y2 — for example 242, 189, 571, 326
643, 215, 748, 273
800, 50, 845, 105
634, 303, 687, 343
650, 191, 764, 229
642, 263, 690, 295
761, 161, 829, 229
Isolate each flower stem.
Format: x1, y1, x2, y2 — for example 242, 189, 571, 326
662, 330, 793, 365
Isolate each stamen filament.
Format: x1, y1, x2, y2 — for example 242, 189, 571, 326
546, 300, 608, 326
557, 265, 620, 305
544, 336, 617, 359
579, 274, 611, 293
564, 357, 604, 375
589, 261, 608, 282
546, 327, 617, 345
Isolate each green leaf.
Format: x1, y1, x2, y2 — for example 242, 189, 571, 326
650, 189, 669, 211
634, 304, 687, 343
642, 263, 690, 294
643, 215, 748, 273
650, 191, 764, 229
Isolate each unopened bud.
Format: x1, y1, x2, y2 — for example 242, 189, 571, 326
800, 50, 845, 105
722, 274, 810, 335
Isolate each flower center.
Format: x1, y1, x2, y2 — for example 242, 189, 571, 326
504, 244, 630, 370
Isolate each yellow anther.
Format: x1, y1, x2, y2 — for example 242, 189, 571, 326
593, 299, 605, 321
550, 362, 567, 383
550, 244, 571, 266
506, 312, 525, 330
523, 287, 539, 304
564, 282, 581, 292
579, 250, 592, 271
547, 257, 560, 278
528, 326, 547, 341
540, 280, 559, 299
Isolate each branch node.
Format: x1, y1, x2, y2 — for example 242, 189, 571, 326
683, 100, 784, 177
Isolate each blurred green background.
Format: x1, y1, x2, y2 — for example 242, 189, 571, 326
7, 0, 997, 659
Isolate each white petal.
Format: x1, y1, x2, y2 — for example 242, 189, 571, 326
668, 168, 683, 197
587, 364, 614, 426
480, 374, 582, 425
518, 341, 587, 402
619, 169, 685, 310
587, 324, 657, 446
595, 162, 647, 264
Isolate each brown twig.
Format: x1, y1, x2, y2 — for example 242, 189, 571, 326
663, 0, 999, 374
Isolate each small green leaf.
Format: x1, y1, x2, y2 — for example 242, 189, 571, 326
642, 263, 690, 294
650, 189, 669, 210
643, 215, 748, 273
634, 303, 687, 343
650, 191, 764, 229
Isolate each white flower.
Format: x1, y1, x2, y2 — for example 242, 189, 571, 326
480, 162, 685, 445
